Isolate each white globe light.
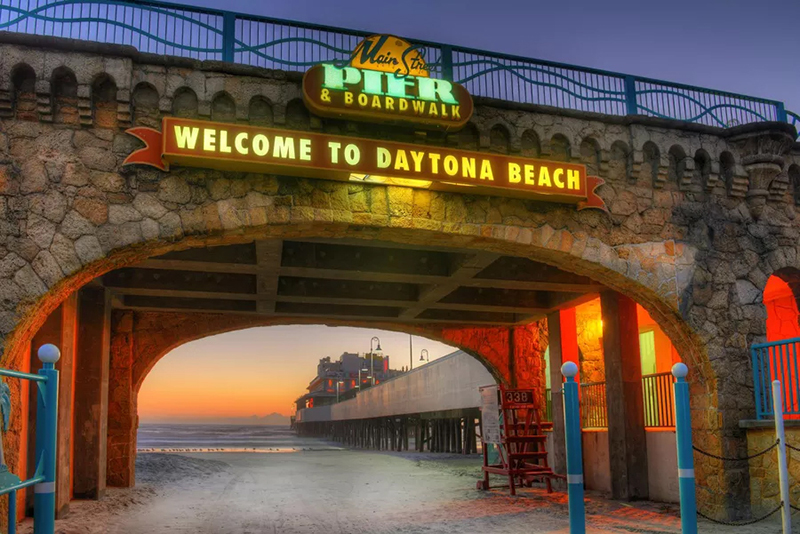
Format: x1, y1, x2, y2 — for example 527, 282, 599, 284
672, 362, 688, 379
37, 344, 61, 364
561, 361, 578, 378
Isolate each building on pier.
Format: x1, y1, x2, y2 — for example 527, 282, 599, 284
295, 352, 402, 409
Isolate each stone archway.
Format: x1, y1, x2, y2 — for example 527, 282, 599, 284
0, 213, 717, 517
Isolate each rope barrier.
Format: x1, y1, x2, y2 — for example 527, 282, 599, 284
786, 441, 800, 453
697, 503, 783, 526
692, 440, 777, 461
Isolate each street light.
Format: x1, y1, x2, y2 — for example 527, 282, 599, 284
357, 367, 369, 389
419, 349, 429, 363
369, 336, 382, 386
336, 380, 344, 402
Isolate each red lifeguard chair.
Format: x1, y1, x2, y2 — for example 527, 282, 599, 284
477, 385, 562, 495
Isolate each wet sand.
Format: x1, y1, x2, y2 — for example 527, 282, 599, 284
18, 447, 782, 534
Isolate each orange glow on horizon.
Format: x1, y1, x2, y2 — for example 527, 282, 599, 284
137, 325, 455, 423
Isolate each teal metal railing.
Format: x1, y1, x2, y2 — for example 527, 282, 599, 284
751, 337, 800, 420
0, 344, 60, 534
0, 0, 796, 136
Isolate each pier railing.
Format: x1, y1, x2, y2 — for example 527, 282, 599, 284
0, 0, 795, 136
751, 337, 800, 419
579, 381, 608, 429
641, 372, 676, 428
545, 374, 676, 429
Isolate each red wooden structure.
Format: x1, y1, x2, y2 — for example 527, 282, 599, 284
477, 385, 562, 495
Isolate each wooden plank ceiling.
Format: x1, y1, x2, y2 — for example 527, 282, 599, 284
102, 239, 603, 326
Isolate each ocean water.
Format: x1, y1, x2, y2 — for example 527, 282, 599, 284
137, 424, 341, 452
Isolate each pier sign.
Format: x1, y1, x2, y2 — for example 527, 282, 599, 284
124, 117, 606, 210
303, 35, 473, 130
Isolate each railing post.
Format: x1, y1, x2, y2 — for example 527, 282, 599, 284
624, 75, 638, 116
439, 45, 454, 82
775, 102, 787, 123
222, 12, 236, 63
561, 361, 585, 534
672, 363, 697, 534
8, 490, 16, 534
772, 380, 791, 534
33, 344, 60, 534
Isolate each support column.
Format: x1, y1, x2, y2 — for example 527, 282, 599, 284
26, 295, 78, 518
73, 288, 111, 499
600, 291, 648, 500
546, 311, 566, 480
106, 311, 137, 487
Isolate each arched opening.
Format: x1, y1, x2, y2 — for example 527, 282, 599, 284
132, 82, 160, 128
667, 145, 686, 187
521, 130, 540, 158
641, 142, 660, 185
11, 63, 37, 121
91, 74, 118, 128
720, 151, 736, 195
210, 91, 236, 122
50, 66, 78, 124
579, 137, 601, 175
172, 87, 198, 118
489, 124, 510, 154
694, 149, 711, 191
248, 96, 273, 125
608, 141, 632, 182
285, 99, 310, 130
549, 134, 570, 162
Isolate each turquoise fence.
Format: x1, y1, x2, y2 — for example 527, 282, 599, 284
0, 344, 60, 534
0, 0, 796, 135
751, 337, 800, 420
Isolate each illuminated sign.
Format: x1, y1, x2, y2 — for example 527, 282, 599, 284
124, 117, 606, 210
350, 34, 429, 77
303, 35, 473, 130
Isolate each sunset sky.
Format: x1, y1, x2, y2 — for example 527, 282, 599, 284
139, 0, 800, 423
138, 326, 454, 422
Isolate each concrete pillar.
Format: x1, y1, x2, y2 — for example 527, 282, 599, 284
26, 294, 78, 518
547, 308, 578, 482
600, 291, 649, 500
73, 287, 111, 499
106, 311, 136, 487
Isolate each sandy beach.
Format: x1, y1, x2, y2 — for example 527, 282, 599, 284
14, 443, 786, 534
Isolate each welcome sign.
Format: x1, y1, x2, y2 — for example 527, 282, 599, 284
123, 117, 606, 210
303, 35, 473, 130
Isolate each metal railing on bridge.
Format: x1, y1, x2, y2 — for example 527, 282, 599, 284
751, 337, 800, 419
0, 0, 795, 136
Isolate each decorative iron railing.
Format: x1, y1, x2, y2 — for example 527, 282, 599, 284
0, 0, 796, 136
641, 372, 675, 428
751, 337, 800, 420
579, 381, 608, 428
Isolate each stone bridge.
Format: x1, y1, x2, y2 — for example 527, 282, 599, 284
0, 31, 798, 524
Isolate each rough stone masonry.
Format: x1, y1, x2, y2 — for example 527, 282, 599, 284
0, 32, 797, 522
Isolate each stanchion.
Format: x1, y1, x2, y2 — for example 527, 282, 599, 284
672, 363, 697, 534
34, 344, 59, 534
561, 361, 585, 534
772, 380, 791, 534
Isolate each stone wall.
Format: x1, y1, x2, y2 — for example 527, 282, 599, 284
0, 34, 795, 518
743, 423, 800, 517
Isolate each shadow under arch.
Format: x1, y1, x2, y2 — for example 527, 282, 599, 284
3, 220, 711, 391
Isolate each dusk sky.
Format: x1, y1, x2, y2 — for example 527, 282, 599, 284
139, 0, 800, 423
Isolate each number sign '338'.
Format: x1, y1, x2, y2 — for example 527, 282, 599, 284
503, 390, 535, 406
